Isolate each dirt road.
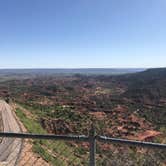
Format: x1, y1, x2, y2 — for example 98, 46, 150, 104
0, 100, 22, 166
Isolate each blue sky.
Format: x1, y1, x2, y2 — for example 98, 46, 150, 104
0, 0, 166, 68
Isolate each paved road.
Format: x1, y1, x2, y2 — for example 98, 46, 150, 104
0, 100, 22, 166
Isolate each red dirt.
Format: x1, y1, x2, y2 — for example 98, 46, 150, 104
129, 130, 161, 141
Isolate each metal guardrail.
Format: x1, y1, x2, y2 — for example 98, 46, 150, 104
0, 131, 166, 166
97, 136, 166, 149
0, 132, 89, 141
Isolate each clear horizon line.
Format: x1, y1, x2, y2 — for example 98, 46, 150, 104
0, 67, 149, 70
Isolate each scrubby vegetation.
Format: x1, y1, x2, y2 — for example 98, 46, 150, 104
0, 68, 166, 165
15, 108, 89, 165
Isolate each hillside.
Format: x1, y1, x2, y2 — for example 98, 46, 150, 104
0, 68, 165, 165
116, 68, 166, 132
122, 68, 166, 105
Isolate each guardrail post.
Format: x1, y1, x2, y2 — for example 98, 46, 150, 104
89, 125, 96, 166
